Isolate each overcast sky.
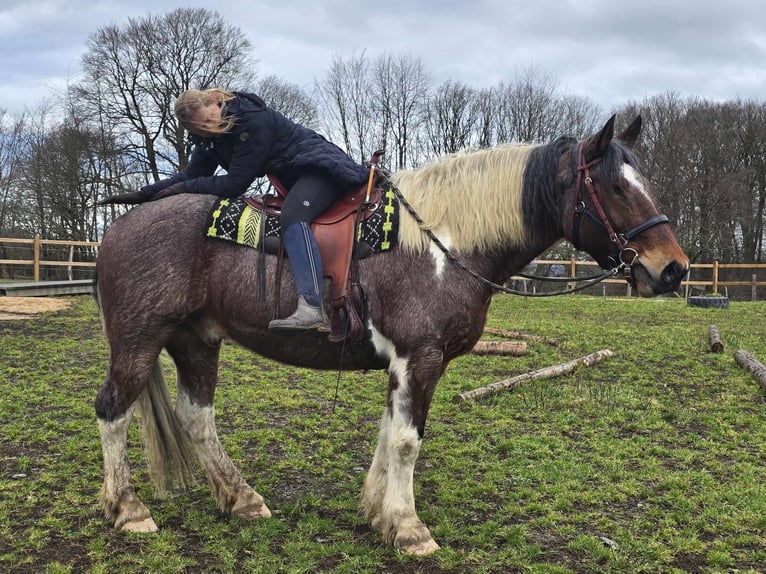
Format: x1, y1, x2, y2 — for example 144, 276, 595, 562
1, 0, 765, 118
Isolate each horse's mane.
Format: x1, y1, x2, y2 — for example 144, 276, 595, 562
393, 144, 536, 254
393, 135, 641, 255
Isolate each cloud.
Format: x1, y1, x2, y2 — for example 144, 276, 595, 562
0, 0, 764, 116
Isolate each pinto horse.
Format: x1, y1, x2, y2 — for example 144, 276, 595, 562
94, 115, 688, 554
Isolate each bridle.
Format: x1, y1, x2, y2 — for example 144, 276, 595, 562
568, 142, 669, 281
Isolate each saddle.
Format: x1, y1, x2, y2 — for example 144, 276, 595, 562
245, 153, 384, 343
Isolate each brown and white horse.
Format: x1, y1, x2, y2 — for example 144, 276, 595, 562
94, 115, 688, 554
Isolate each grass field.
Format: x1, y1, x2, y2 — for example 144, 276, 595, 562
1, 294, 765, 573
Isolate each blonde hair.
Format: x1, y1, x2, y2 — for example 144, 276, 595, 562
393, 144, 535, 254
174, 88, 237, 136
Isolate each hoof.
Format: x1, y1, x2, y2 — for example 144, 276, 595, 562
233, 501, 272, 520
121, 517, 158, 533
393, 521, 440, 555
398, 538, 440, 555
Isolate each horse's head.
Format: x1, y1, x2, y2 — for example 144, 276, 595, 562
560, 115, 689, 296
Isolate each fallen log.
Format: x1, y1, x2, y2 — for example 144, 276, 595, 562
454, 349, 614, 402
483, 327, 558, 346
471, 340, 527, 356
734, 349, 766, 390
708, 325, 724, 353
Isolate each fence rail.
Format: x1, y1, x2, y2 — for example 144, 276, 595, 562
0, 235, 99, 282
2, 236, 766, 299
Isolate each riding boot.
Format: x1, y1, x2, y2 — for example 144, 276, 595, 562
268, 222, 330, 332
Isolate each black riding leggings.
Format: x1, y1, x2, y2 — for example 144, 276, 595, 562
280, 172, 343, 229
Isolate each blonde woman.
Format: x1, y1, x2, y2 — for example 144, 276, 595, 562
100, 89, 369, 331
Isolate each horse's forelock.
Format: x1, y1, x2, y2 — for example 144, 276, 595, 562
600, 139, 645, 191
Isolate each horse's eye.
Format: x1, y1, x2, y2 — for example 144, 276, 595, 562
613, 184, 625, 195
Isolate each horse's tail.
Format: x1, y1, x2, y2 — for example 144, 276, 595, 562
136, 359, 196, 496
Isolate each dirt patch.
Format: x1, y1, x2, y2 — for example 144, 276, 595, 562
0, 296, 73, 320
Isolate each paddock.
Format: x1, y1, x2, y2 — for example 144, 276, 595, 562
1, 294, 764, 572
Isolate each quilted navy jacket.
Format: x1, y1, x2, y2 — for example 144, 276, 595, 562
143, 92, 369, 197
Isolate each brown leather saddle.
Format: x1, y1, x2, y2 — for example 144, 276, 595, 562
245, 152, 384, 343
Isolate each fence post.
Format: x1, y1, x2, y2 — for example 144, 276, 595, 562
569, 258, 576, 290
753, 274, 757, 302
33, 234, 41, 282
712, 259, 719, 294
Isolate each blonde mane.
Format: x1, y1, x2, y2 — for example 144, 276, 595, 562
393, 144, 536, 254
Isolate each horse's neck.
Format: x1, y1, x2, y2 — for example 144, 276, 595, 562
488, 236, 560, 285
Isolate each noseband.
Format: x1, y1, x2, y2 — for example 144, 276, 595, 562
569, 142, 669, 278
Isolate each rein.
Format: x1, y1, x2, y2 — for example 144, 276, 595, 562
388, 183, 623, 297
387, 140, 671, 298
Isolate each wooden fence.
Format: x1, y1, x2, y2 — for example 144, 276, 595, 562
0, 235, 99, 282
512, 259, 766, 300
2, 236, 766, 299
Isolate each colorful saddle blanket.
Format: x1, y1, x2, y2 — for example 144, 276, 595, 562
205, 188, 399, 257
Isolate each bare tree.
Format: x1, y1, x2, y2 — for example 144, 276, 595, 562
0, 110, 27, 236
316, 52, 379, 164
730, 100, 766, 263
557, 94, 602, 139
77, 8, 257, 188
373, 53, 430, 169
423, 80, 479, 158
474, 87, 499, 149
496, 65, 563, 144
256, 75, 318, 128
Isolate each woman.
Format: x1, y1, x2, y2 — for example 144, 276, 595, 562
100, 88, 370, 332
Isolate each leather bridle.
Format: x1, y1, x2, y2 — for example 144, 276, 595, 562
568, 142, 669, 279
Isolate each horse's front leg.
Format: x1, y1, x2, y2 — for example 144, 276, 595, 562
362, 348, 443, 555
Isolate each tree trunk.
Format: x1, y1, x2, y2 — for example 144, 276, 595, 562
454, 349, 614, 402
471, 340, 527, 356
708, 325, 724, 353
483, 327, 558, 346
734, 350, 766, 390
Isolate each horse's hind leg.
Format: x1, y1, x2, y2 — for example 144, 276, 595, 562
96, 359, 161, 532
362, 347, 443, 555
166, 324, 271, 520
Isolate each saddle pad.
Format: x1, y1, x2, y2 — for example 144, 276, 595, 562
205, 187, 399, 255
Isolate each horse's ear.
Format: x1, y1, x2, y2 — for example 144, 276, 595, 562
584, 114, 616, 160
618, 116, 642, 148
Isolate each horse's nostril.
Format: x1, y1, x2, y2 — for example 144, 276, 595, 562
662, 261, 687, 285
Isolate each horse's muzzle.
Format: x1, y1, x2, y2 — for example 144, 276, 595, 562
632, 259, 689, 296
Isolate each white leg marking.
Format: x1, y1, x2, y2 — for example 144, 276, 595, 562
175, 388, 216, 443
175, 388, 270, 518
99, 405, 135, 507
99, 405, 158, 531
382, 356, 421, 525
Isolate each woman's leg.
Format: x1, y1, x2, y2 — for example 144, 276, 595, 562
269, 172, 340, 331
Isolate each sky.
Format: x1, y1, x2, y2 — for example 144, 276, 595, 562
1, 0, 765, 117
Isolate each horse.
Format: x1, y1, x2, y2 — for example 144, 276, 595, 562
94, 115, 688, 555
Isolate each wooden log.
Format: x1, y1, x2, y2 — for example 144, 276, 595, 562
734, 349, 766, 390
454, 349, 614, 402
483, 326, 559, 346
471, 340, 527, 356
708, 325, 724, 353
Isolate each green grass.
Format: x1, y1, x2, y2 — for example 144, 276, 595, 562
1, 294, 765, 573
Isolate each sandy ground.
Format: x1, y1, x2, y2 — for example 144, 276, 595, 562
0, 297, 73, 320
